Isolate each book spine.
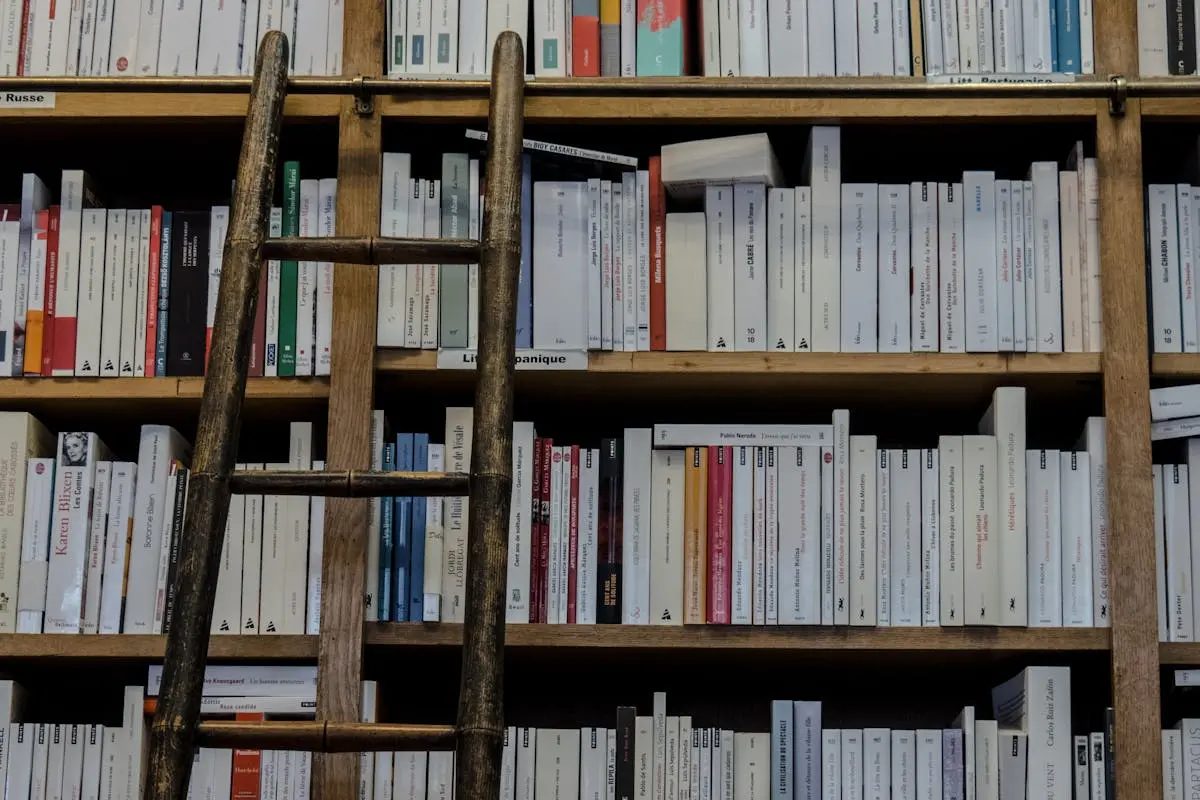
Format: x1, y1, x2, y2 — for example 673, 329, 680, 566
597, 437, 622, 625
731, 446, 753, 624
567, 445, 581, 622
96, 461, 135, 634
72, 209, 105, 376
878, 186, 910, 352
132, 208, 151, 376
995, 180, 1015, 352
1031, 162, 1063, 352
423, 444, 445, 621
767, 189, 796, 352
795, 187, 812, 351
849, 436, 878, 625
588, 178, 603, 350
734, 183, 767, 351
572, 0, 600, 74
840, 184, 879, 352
876, 450, 891, 626
79, 460, 112, 634
648, 157, 666, 350
143, 206, 162, 374
155, 212, 172, 376
938, 183, 965, 353
706, 445, 731, 624
40, 206, 59, 376
705, 184, 735, 352
278, 161, 300, 376
295, 182, 318, 375
962, 171, 998, 352
440, 155, 470, 348
1011, 182, 1028, 351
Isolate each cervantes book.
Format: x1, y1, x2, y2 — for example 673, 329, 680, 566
166, 212, 210, 377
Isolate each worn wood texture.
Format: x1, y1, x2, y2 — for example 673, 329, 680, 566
145, 31, 289, 800
229, 469, 469, 496
453, 31, 525, 800
261, 236, 480, 264
311, 0, 383, 790
1096, 99, 1161, 800
195, 721, 456, 751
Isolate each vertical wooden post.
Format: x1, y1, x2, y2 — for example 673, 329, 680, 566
454, 31, 525, 800
1095, 0, 1160, 794
146, 31, 289, 800
311, 0, 383, 796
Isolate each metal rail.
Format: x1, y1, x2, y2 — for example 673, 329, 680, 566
194, 722, 457, 752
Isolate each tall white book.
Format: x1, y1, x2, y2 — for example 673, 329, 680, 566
97, 461, 136, 634
622, 428, 652, 625
879, 184, 911, 353
767, 189, 796, 352
795, 187, 813, 351
938, 182, 965, 353
938, 436, 963, 626
1027, 450, 1063, 627
963, 171, 998, 352
650, 449, 684, 625
532, 182, 588, 350
122, 426, 192, 634
921, 448, 940, 627
779, 445, 821, 624
443, 407, 473, 623
890, 449, 921, 626
910, 182, 939, 352
991, 667, 1071, 800
1167, 463, 1194, 642
804, 127, 841, 352
979, 386, 1027, 626
1079, 417, 1109, 626
840, 184, 879, 353
665, 213, 707, 351
849, 435, 877, 626
705, 185, 735, 352
963, 435, 1000, 625
733, 183, 767, 351
506, 422, 535, 623
15, 469, 51, 637
1029, 162, 1063, 353
0, 412, 53, 632
1060, 451, 1093, 627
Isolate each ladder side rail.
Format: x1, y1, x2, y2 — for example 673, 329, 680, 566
455, 29, 526, 800
146, 30, 291, 800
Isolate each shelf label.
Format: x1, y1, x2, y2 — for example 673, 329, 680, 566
0, 91, 55, 108
437, 348, 589, 370
926, 73, 1076, 84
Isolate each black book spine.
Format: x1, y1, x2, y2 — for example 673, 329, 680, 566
161, 465, 190, 634
615, 706, 636, 800
1168, 0, 1198, 74
1103, 707, 1116, 799
166, 212, 210, 377
597, 437, 623, 624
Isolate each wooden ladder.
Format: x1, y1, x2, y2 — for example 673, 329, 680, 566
144, 29, 526, 800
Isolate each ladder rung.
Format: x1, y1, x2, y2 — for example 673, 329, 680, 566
229, 469, 469, 497
193, 721, 457, 752
260, 236, 480, 265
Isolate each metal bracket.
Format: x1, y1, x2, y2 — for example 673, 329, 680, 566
1109, 75, 1127, 116
352, 76, 374, 116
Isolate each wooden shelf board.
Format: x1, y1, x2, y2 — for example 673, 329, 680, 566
0, 93, 341, 121
379, 93, 1101, 122
1152, 353, 1200, 377
0, 634, 318, 660
367, 623, 1110, 653
0, 377, 328, 402
1141, 98, 1200, 119
1160, 642, 1200, 664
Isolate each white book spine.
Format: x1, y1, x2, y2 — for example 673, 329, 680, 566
820, 444, 835, 625
767, 188, 797, 352
939, 182, 965, 353
779, 446, 821, 624
731, 445, 753, 625
577, 448, 598, 624
822, 730, 842, 800
891, 731, 916, 800
807, 127, 841, 352
1081, 418, 1109, 626
753, 447, 767, 624
849, 435, 878, 625
916, 731, 942, 800
73, 209, 106, 376
506, 422, 535, 623
622, 173, 638, 350
307, 461, 325, 636
739, 0, 769, 74
377, 155, 410, 347
532, 181, 588, 350
1012, 182, 1028, 351
130, 210, 150, 377
910, 183, 939, 352
80, 460, 112, 634
734, 183, 767, 351
1060, 172, 1084, 353
1031, 162, 1063, 352
98, 210, 125, 376
878, 185, 910, 352
1150, 183, 1182, 351
316, 178, 336, 375
1022, 0, 1052, 69
1167, 463, 1194, 641
794, 186, 813, 351
295, 182, 319, 375
97, 461, 135, 634
995, 180, 1015, 351
665, 213, 708, 351
424, 444, 446, 620
980, 386, 1027, 626
444, 407, 473, 623
1083, 160, 1101, 351
1027, 450, 1065, 623
622, 428, 651, 624
159, 0, 203, 74
44, 433, 108, 634
766, 447, 779, 625
939, 436, 963, 626
706, 185, 735, 352
890, 449, 921, 626
1061, 451, 1093, 627
1164, 730, 1183, 800
963, 435, 999, 625
840, 184, 879, 352
650, 449, 684, 625
920, 0, 944, 73
834, 0, 858, 72
832, 409, 850, 624
0, 214, 17, 377
876, 450, 891, 627
588, 178, 603, 350
717, 0, 740, 74
601, 181, 614, 350
1157, 464, 1168, 641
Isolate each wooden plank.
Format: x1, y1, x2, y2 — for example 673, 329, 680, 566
1152, 353, 1200, 376
1097, 97, 1162, 800
1159, 643, 1200, 664
0, 634, 317, 660
0, 94, 340, 121
311, 0, 383, 793
379, 95, 1100, 122
0, 377, 326, 401
365, 623, 1110, 652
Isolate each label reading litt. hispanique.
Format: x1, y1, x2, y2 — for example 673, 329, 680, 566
0, 92, 55, 107
436, 348, 589, 370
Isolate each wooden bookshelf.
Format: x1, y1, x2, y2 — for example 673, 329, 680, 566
0, 0, 1164, 788
0, 634, 318, 661
366, 623, 1111, 655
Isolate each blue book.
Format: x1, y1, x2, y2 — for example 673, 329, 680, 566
393, 433, 414, 622
1054, 0, 1080, 72
1049, 3, 1059, 71
379, 442, 396, 622
516, 154, 533, 349
156, 213, 172, 376
410, 434, 429, 622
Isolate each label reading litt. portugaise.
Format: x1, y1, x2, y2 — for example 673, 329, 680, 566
0, 91, 55, 107
925, 73, 1076, 84
437, 348, 589, 371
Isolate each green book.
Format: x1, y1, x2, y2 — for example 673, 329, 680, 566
278, 161, 300, 377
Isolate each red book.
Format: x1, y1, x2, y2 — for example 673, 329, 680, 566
707, 445, 732, 624
537, 438, 553, 623
648, 156, 666, 350
529, 438, 544, 623
41, 206, 60, 376
571, 8, 600, 76
567, 444, 581, 623
17, 0, 32, 75
144, 206, 162, 375
230, 713, 264, 800
249, 263, 268, 377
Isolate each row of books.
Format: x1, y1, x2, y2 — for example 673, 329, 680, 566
378, 130, 1100, 355
0, 414, 326, 636
369, 389, 1111, 629
383, 0, 1096, 77
9, 0, 343, 76
2, 166, 334, 379
1140, 0, 1200, 76
1145, 184, 1200, 354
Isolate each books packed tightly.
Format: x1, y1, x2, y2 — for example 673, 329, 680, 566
374, 387, 1111, 629
0, 413, 326, 637
386, 0, 1098, 76
0, 665, 1106, 800
378, 129, 1101, 357
7, 0, 343, 76
0, 165, 334, 379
